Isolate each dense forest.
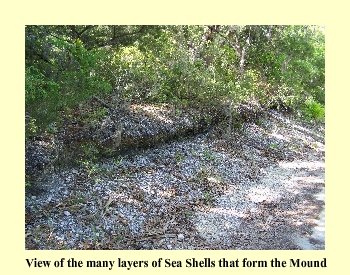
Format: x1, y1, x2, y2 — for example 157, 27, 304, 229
25, 25, 325, 182
25, 25, 325, 250
26, 25, 324, 132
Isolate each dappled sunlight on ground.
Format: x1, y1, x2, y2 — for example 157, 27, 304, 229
131, 104, 175, 124
279, 160, 325, 170
208, 207, 246, 218
269, 132, 290, 142
247, 185, 282, 203
193, 140, 325, 249
26, 107, 325, 250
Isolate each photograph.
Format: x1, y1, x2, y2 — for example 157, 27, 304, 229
24, 25, 325, 250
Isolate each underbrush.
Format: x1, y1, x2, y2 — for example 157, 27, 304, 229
301, 98, 325, 122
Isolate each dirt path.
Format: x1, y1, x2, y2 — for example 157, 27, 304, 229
192, 112, 325, 250
25, 109, 325, 250
193, 160, 325, 250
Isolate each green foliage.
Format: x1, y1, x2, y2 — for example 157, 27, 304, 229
302, 98, 325, 122
114, 157, 123, 165
77, 159, 104, 178
25, 117, 39, 137
25, 28, 112, 132
71, 194, 87, 204
174, 151, 186, 162
25, 66, 61, 128
25, 25, 325, 139
203, 149, 216, 161
202, 191, 215, 205
46, 122, 58, 134
80, 143, 99, 160
83, 108, 107, 122
232, 120, 243, 131
243, 26, 325, 110
269, 143, 278, 149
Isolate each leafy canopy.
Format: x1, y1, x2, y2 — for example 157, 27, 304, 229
25, 25, 325, 135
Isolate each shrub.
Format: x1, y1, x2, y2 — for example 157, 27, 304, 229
302, 98, 325, 122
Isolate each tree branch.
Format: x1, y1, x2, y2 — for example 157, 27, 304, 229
96, 26, 147, 48
92, 95, 116, 111
110, 25, 146, 43
70, 25, 95, 38
34, 52, 53, 65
